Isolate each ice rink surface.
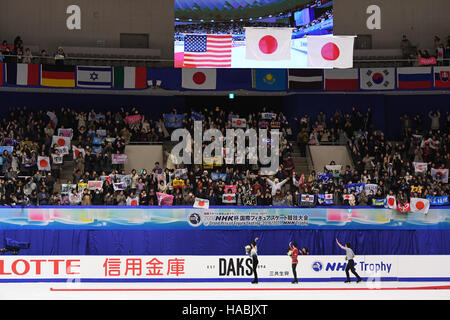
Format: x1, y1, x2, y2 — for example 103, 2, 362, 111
2, 281, 449, 300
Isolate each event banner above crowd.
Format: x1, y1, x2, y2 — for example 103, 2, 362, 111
0, 207, 448, 230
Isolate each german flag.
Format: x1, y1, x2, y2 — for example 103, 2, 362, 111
41, 64, 75, 87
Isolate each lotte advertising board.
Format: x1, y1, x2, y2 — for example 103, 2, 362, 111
0, 255, 448, 282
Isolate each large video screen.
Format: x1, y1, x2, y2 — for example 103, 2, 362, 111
174, 0, 333, 68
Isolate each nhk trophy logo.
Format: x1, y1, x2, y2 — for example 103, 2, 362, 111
188, 212, 202, 227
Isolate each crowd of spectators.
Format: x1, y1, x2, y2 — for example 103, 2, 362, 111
0, 102, 447, 208
0, 36, 66, 65
401, 34, 450, 66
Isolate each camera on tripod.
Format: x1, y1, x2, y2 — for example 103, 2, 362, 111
0, 238, 31, 255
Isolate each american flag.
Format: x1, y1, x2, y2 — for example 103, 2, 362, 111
183, 34, 232, 68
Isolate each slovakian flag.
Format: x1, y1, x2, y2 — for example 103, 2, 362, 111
397, 67, 432, 89
385, 195, 397, 209
37, 156, 51, 171
6, 63, 39, 86
72, 146, 85, 159
324, 69, 359, 90
52, 135, 71, 149
245, 27, 293, 61
182, 68, 216, 89
307, 36, 355, 69
194, 197, 210, 209
410, 198, 430, 214
113, 66, 147, 89
433, 66, 450, 88
360, 68, 395, 90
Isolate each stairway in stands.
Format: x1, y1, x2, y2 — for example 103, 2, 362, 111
290, 143, 310, 176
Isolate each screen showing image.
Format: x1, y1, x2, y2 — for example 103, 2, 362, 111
174, 0, 333, 68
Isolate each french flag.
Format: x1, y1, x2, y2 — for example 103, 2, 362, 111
397, 67, 432, 89
433, 66, 450, 88
6, 63, 39, 86
324, 69, 359, 91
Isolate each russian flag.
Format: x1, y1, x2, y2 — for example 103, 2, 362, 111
433, 66, 450, 88
397, 67, 432, 89
324, 69, 359, 90
6, 63, 40, 86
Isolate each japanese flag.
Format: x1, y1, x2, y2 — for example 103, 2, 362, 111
307, 35, 356, 69
222, 193, 236, 203
245, 27, 293, 61
232, 118, 247, 128
52, 135, 71, 149
194, 197, 210, 209
343, 194, 355, 201
37, 156, 51, 171
410, 198, 430, 214
182, 68, 217, 90
385, 195, 397, 209
72, 146, 86, 159
127, 197, 139, 206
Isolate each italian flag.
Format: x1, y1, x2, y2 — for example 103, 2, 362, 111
113, 66, 147, 89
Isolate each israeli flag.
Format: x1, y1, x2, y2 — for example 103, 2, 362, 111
77, 66, 113, 88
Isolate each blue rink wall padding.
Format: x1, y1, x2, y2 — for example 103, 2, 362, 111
1, 229, 449, 256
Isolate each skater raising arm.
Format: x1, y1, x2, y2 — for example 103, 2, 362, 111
336, 238, 362, 283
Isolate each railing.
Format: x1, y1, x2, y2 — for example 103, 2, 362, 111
2, 54, 449, 68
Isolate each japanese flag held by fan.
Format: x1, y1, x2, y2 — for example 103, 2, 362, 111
307, 35, 356, 69
72, 146, 85, 159
410, 198, 430, 214
52, 135, 71, 149
385, 195, 397, 209
194, 198, 209, 209
37, 156, 51, 171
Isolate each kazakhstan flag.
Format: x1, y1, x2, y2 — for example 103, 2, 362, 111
251, 69, 287, 91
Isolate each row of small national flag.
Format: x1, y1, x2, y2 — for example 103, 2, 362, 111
1, 63, 449, 91
0, 63, 147, 89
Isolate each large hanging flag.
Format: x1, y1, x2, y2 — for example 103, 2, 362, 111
360, 68, 395, 90
41, 65, 75, 87
37, 156, 51, 171
433, 66, 450, 88
410, 198, 430, 214
306, 35, 355, 69
182, 68, 216, 90
245, 27, 293, 61
324, 69, 359, 90
77, 66, 113, 88
251, 69, 287, 91
183, 34, 232, 68
288, 69, 323, 90
6, 63, 39, 86
397, 67, 432, 89
113, 66, 147, 89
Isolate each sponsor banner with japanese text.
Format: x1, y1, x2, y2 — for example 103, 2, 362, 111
0, 255, 448, 281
